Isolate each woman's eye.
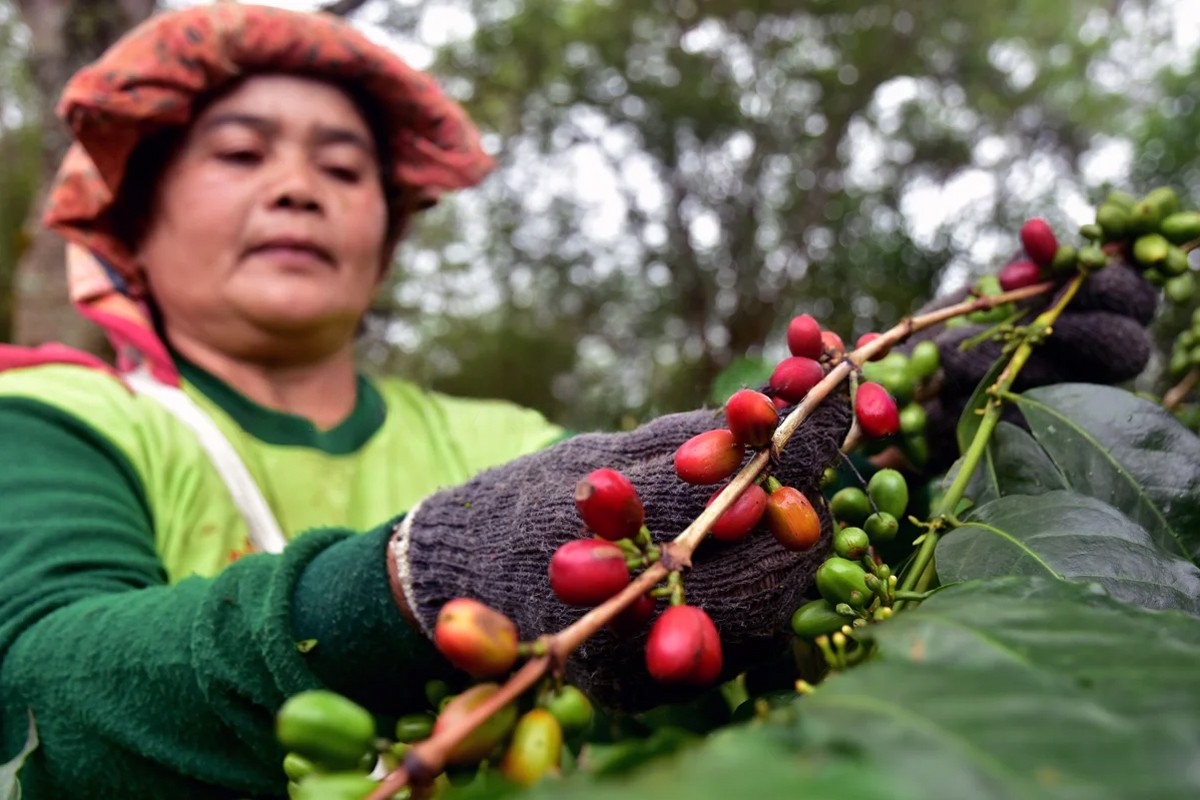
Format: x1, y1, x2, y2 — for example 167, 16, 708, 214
324, 165, 361, 183
217, 150, 261, 165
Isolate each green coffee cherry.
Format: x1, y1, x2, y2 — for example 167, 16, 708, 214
290, 773, 379, 800
864, 512, 900, 544
1095, 203, 1129, 239
830, 487, 871, 527
394, 713, 435, 744
977, 274, 1002, 296
791, 599, 854, 639
1133, 233, 1170, 267
1077, 244, 1107, 272
908, 340, 941, 380
1144, 267, 1167, 287
539, 684, 593, 734
1164, 246, 1190, 277
815, 558, 872, 609
1166, 273, 1197, 305
903, 434, 929, 467
1145, 185, 1181, 217
1129, 199, 1160, 235
820, 467, 838, 488
1050, 245, 1078, 275
1160, 211, 1200, 244
283, 753, 318, 782
1105, 190, 1136, 210
968, 305, 1013, 324
1169, 348, 1191, 376
1078, 222, 1104, 241
276, 691, 376, 772
834, 526, 870, 560
899, 402, 927, 436
867, 468, 909, 518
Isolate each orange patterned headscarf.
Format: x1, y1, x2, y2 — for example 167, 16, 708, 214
13, 2, 494, 384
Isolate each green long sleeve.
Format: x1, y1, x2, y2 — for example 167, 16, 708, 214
0, 399, 434, 798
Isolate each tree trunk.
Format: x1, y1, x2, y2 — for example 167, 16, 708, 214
13, 0, 155, 350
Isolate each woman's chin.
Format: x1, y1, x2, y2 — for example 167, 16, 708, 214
237, 297, 361, 339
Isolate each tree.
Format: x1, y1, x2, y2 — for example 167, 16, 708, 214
9, 0, 156, 350
371, 0, 1179, 430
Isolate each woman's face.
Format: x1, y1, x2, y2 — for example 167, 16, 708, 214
136, 74, 391, 362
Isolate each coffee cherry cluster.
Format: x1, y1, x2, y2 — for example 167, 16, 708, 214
1090, 186, 1197, 300
274, 676, 595, 796
789, 468, 912, 668
554, 467, 725, 687
1168, 307, 1200, 382
858, 341, 940, 467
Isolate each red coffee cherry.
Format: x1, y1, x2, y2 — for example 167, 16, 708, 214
855, 332, 888, 361
609, 592, 657, 637
998, 259, 1044, 292
1019, 218, 1058, 268
724, 389, 778, 448
706, 483, 768, 542
549, 540, 631, 606
645, 605, 723, 686
764, 486, 821, 551
786, 314, 823, 359
574, 467, 644, 541
855, 381, 900, 438
821, 329, 846, 357
435, 598, 519, 678
674, 429, 744, 484
768, 357, 824, 404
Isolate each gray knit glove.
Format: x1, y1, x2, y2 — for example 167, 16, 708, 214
389, 396, 851, 711
913, 262, 1158, 473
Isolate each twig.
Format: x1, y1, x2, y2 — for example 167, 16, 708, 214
895, 272, 1087, 609
365, 278, 1056, 799
1164, 368, 1199, 411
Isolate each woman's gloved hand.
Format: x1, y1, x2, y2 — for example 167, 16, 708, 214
913, 261, 1159, 474
388, 396, 851, 711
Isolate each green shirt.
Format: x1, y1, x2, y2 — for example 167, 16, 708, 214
0, 358, 563, 798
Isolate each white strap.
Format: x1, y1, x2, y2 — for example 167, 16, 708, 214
124, 368, 288, 555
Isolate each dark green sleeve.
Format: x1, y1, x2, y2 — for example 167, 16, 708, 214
0, 399, 438, 799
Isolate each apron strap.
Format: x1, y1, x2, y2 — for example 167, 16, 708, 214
124, 367, 288, 555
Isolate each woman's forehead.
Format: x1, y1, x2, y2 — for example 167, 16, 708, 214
192, 74, 376, 142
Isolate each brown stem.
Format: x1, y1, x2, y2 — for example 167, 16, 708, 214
365, 279, 1056, 799
1164, 368, 1200, 411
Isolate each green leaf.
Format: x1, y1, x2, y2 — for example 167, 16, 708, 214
0, 711, 37, 800
975, 421, 1067, 502
1011, 383, 1200, 562
938, 490, 1200, 613
518, 579, 1200, 799
953, 422, 1067, 510
707, 357, 774, 406
954, 355, 1007, 455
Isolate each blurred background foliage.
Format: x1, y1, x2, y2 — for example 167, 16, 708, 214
1, 0, 1198, 431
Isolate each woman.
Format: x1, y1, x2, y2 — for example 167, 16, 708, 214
0, 4, 1157, 798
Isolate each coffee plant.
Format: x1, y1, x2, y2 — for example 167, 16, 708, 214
275, 187, 1200, 800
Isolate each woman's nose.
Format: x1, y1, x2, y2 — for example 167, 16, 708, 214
267, 156, 324, 213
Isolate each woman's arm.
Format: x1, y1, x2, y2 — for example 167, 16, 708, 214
0, 399, 428, 799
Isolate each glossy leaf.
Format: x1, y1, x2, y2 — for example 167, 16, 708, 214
954, 356, 1007, 456
512, 579, 1200, 800
938, 491, 1200, 614
973, 421, 1067, 504
1012, 384, 1200, 562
